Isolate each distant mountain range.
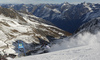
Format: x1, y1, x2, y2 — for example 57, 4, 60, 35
1, 2, 100, 33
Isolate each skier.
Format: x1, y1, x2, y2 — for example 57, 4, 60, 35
43, 44, 50, 53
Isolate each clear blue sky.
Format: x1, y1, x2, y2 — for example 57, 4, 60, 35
0, 0, 100, 4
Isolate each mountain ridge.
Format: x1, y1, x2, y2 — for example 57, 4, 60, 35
1, 2, 100, 33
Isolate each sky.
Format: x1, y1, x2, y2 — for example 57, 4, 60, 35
0, 0, 100, 4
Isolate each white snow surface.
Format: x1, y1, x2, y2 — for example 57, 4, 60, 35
83, 9, 100, 22
10, 45, 100, 60
83, 3, 93, 12
0, 41, 6, 47
9, 32, 100, 60
52, 9, 61, 13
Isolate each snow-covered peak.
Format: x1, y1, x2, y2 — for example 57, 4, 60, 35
82, 3, 93, 12
52, 9, 61, 13
82, 2, 87, 5
61, 2, 70, 8
63, 2, 69, 5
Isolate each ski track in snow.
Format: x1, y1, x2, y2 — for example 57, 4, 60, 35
9, 43, 100, 60
8, 32, 100, 60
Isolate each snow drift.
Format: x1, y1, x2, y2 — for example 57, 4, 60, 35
50, 32, 100, 52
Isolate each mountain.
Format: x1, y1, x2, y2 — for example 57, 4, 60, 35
0, 2, 100, 58
1, 2, 100, 33
75, 17, 100, 34
75, 6, 100, 34
0, 7, 71, 55
8, 15, 100, 60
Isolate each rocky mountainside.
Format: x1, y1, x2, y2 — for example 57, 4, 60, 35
1, 2, 100, 33
0, 7, 71, 55
74, 6, 100, 34
75, 17, 100, 34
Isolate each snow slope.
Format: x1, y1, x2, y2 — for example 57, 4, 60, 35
9, 32, 100, 60
9, 40, 100, 60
